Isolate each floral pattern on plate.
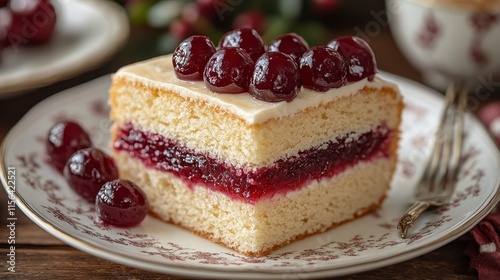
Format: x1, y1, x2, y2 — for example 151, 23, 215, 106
1, 74, 499, 279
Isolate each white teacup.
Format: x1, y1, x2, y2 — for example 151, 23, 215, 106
386, 0, 500, 90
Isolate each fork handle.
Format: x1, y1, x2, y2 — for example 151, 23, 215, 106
397, 201, 431, 238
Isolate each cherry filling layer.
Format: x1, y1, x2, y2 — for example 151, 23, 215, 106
113, 123, 393, 204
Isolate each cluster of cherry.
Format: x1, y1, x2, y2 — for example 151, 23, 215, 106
46, 120, 149, 228
173, 28, 376, 103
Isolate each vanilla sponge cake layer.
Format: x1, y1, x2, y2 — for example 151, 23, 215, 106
110, 73, 402, 169
108, 55, 403, 257
112, 150, 396, 256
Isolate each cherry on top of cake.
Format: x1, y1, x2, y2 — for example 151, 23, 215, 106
172, 28, 377, 103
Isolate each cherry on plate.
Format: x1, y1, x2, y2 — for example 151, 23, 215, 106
63, 148, 119, 203
46, 120, 92, 173
96, 179, 149, 227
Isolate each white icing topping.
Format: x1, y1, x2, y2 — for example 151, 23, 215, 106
115, 54, 399, 124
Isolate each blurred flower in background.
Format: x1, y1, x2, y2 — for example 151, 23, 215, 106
118, 0, 344, 53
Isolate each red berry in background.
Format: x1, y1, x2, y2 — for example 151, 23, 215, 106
249, 52, 301, 102
169, 18, 194, 41
0, 8, 11, 61
195, 0, 218, 20
46, 120, 92, 173
478, 101, 500, 144
173, 35, 216, 80
181, 2, 202, 25
96, 179, 149, 227
0, 8, 12, 40
218, 28, 265, 62
203, 47, 254, 93
233, 10, 265, 35
299, 46, 347, 91
0, 0, 9, 8
64, 148, 119, 203
312, 0, 342, 15
268, 33, 309, 64
327, 36, 377, 82
8, 0, 57, 46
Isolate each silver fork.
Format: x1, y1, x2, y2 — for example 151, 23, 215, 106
397, 80, 468, 238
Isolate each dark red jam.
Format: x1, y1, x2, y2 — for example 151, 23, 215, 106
113, 123, 393, 204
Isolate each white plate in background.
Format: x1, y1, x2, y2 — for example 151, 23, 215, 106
0, 0, 129, 96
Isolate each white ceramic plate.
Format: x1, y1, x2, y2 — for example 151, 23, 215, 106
0, 0, 128, 97
1, 73, 499, 279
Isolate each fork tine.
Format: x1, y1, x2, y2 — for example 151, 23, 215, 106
398, 80, 467, 238
436, 81, 464, 193
417, 82, 459, 196
444, 81, 467, 191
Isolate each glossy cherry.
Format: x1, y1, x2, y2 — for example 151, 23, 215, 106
327, 36, 377, 82
46, 120, 92, 173
218, 28, 265, 62
63, 148, 119, 203
172, 35, 216, 80
249, 51, 300, 102
267, 33, 309, 64
299, 46, 347, 91
8, 0, 57, 46
203, 47, 254, 93
95, 179, 149, 227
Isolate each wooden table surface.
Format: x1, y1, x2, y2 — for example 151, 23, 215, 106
1, 4, 499, 279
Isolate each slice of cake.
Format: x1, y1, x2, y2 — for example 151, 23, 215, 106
108, 31, 403, 257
